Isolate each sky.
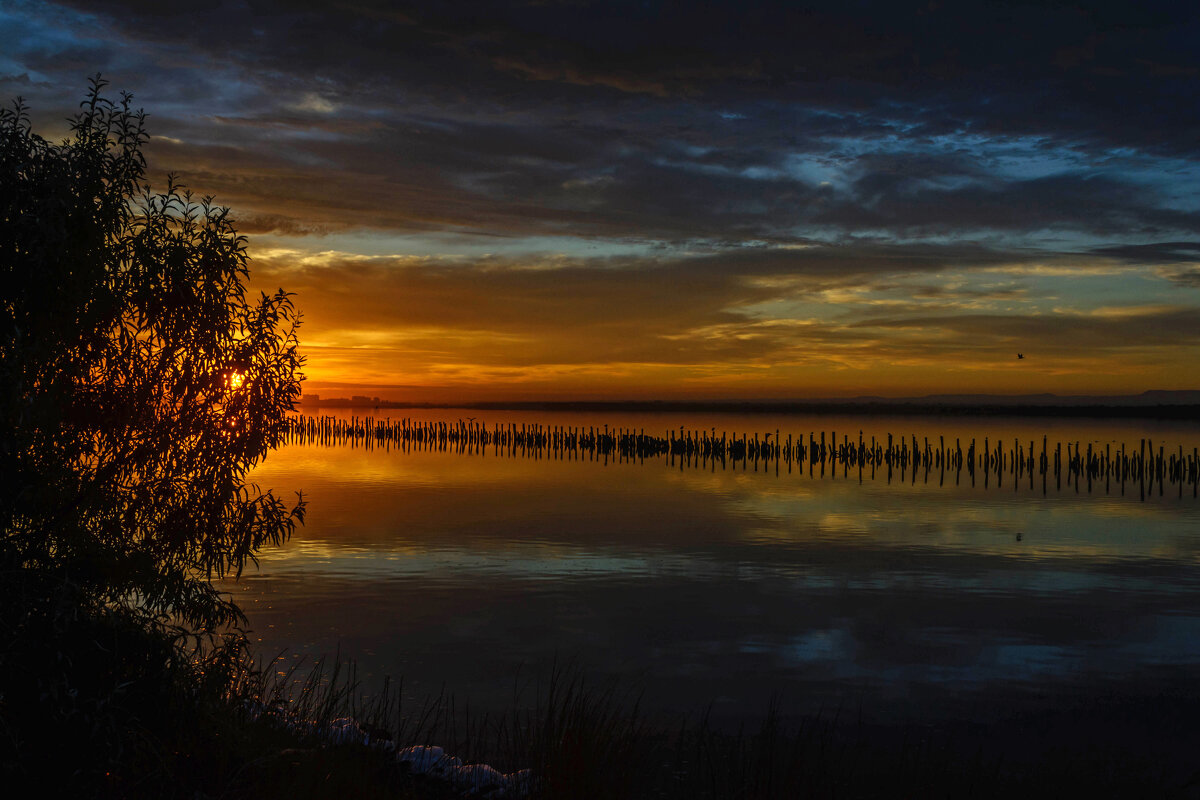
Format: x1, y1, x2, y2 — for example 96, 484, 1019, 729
4, 0, 1200, 402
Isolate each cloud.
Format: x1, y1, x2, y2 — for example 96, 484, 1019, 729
13, 1, 1200, 152
6, 0, 1200, 398
1166, 270, 1200, 289
245, 244, 1200, 397
815, 172, 1200, 237
10, 2, 1199, 246
851, 307, 1200, 359
1093, 242, 1200, 265
291, 92, 336, 114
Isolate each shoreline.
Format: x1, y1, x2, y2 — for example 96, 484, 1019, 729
297, 399, 1200, 421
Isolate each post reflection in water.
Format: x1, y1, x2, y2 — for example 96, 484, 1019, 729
221, 410, 1200, 727
284, 412, 1200, 500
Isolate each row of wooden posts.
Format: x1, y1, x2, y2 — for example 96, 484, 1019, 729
282, 415, 1200, 498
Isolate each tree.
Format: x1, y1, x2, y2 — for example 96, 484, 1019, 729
0, 76, 305, 678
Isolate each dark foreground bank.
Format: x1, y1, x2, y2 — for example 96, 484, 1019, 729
4, 606, 1199, 800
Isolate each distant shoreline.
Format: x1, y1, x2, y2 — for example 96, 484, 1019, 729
297, 396, 1200, 420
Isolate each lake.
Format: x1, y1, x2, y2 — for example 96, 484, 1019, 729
220, 408, 1200, 730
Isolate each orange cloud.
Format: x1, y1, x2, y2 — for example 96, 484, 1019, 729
248, 250, 1200, 402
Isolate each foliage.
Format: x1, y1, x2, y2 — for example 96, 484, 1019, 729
0, 76, 304, 780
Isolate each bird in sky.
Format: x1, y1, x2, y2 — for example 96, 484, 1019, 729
1017, 353, 1025, 360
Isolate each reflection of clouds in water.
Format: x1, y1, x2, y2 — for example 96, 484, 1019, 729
256, 444, 548, 488
245, 540, 708, 581
231, 539, 1199, 605
223, 559, 1200, 721
814, 513, 873, 536
225, 420, 1200, 723
755, 629, 853, 664
756, 624, 1200, 688
788, 629, 849, 663
1136, 616, 1200, 664
718, 479, 1200, 561
991, 643, 1078, 677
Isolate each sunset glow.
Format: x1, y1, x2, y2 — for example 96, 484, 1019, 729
5, 2, 1199, 402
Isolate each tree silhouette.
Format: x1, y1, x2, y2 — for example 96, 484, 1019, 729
0, 77, 305, 666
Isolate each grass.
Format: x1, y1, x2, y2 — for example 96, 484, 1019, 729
210, 658, 1200, 799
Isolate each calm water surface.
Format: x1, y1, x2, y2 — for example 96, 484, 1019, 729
220, 410, 1200, 726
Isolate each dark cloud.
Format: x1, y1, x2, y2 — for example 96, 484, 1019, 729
816, 173, 1200, 237
1092, 242, 1200, 265
1167, 270, 1200, 289
852, 307, 1200, 357
34, 0, 1198, 151
7, 1, 1198, 245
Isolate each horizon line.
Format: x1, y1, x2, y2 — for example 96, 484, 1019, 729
292, 390, 1200, 419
